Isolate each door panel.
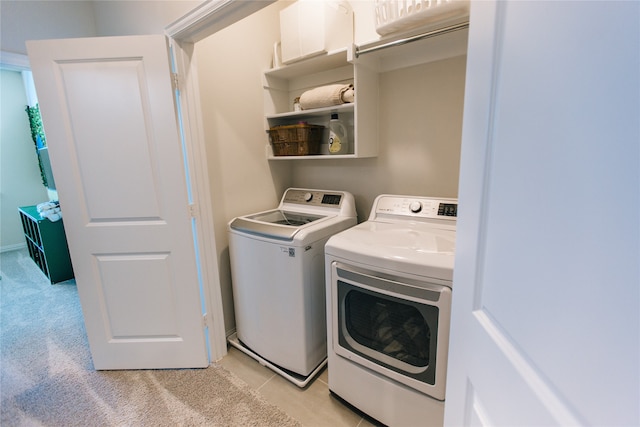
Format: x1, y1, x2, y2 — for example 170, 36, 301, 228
97, 253, 179, 338
27, 35, 208, 369
445, 1, 639, 426
59, 60, 161, 220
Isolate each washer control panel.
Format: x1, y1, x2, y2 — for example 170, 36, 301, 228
282, 189, 343, 207
373, 195, 458, 221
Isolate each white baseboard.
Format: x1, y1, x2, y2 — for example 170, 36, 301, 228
0, 243, 26, 253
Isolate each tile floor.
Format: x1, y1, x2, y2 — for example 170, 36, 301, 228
218, 346, 379, 427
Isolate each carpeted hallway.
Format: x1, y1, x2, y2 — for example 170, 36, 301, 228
0, 248, 301, 426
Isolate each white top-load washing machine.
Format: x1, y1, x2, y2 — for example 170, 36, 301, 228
325, 194, 457, 426
228, 188, 357, 387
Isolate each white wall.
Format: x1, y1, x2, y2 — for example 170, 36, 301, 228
291, 55, 465, 218
194, 1, 294, 334
0, 0, 200, 55
0, 70, 48, 251
0, 1, 97, 54
91, 1, 201, 36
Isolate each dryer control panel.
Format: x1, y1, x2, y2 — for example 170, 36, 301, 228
372, 195, 458, 221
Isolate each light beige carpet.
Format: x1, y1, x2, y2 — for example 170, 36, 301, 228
0, 248, 301, 426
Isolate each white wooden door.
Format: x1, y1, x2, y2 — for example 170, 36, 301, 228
27, 35, 209, 369
445, 1, 639, 426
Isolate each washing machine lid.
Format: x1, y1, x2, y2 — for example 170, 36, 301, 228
248, 209, 325, 226
325, 221, 456, 281
230, 209, 330, 241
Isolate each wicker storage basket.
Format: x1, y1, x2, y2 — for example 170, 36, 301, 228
268, 123, 324, 156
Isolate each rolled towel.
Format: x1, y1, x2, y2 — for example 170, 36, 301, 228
342, 87, 354, 103
299, 84, 354, 110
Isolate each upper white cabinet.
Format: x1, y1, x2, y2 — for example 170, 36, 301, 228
279, 0, 353, 64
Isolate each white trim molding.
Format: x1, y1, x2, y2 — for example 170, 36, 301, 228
165, 0, 275, 43
164, 0, 274, 362
0, 51, 30, 71
1, 243, 27, 254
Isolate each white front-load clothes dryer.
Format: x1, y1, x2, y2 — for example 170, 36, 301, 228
228, 188, 357, 387
325, 194, 457, 426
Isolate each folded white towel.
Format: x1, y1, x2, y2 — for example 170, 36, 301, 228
37, 201, 62, 222
46, 212, 62, 222
299, 84, 354, 110
42, 208, 61, 222
37, 201, 59, 213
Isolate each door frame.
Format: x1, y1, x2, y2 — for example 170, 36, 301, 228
165, 0, 276, 361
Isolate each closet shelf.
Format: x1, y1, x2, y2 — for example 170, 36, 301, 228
262, 17, 469, 160
266, 103, 353, 121
265, 48, 350, 80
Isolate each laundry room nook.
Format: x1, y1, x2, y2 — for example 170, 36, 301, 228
194, 0, 467, 337
191, 1, 468, 425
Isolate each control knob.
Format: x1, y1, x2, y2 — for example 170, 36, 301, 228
304, 192, 313, 202
409, 201, 422, 213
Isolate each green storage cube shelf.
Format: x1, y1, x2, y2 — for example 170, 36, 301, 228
18, 205, 74, 284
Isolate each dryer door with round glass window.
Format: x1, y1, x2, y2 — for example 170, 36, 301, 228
332, 262, 451, 400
